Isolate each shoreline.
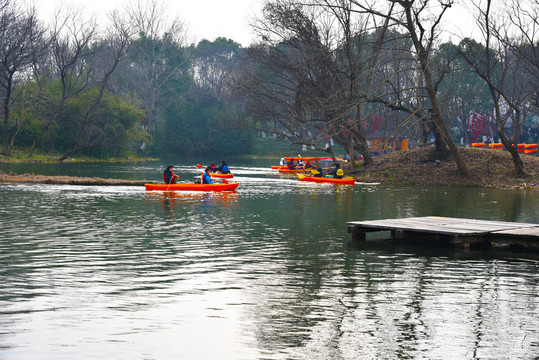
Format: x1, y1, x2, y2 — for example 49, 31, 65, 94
0, 157, 160, 164
0, 172, 147, 186
350, 147, 539, 191
1, 147, 538, 190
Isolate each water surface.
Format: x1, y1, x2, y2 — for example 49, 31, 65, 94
1, 160, 538, 359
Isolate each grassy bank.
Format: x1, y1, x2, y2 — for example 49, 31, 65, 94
0, 147, 158, 163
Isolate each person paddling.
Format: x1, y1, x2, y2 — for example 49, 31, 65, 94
163, 165, 179, 184
288, 159, 296, 170
216, 160, 230, 174
311, 166, 324, 177
202, 166, 215, 184
326, 163, 344, 179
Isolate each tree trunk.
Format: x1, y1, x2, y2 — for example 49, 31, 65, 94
403, 5, 468, 176
347, 135, 356, 166
494, 106, 524, 174
29, 117, 57, 156
59, 145, 78, 162
7, 118, 23, 156
426, 84, 468, 175
2, 103, 10, 156
325, 146, 338, 164
351, 129, 373, 166
2, 74, 13, 156
499, 135, 524, 175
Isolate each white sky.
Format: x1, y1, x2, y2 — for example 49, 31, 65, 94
35, 0, 480, 47
36, 0, 264, 46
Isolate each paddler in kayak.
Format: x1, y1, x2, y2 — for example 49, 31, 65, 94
163, 165, 179, 184
287, 158, 296, 170
326, 163, 344, 179
215, 160, 230, 174
311, 166, 324, 177
202, 166, 215, 184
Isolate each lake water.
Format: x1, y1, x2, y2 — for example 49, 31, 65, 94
1, 159, 538, 359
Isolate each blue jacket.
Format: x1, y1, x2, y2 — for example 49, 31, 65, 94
202, 172, 214, 184
217, 164, 230, 173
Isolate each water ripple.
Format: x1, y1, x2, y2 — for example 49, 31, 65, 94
1, 178, 539, 359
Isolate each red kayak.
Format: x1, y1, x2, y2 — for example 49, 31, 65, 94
297, 174, 355, 185
145, 182, 239, 191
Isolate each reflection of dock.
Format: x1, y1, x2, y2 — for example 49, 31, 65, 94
347, 216, 539, 250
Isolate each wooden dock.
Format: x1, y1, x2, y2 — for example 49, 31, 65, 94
347, 216, 539, 250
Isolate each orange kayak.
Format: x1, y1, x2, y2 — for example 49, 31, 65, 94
145, 182, 239, 191
284, 156, 343, 162
297, 174, 355, 185
278, 167, 309, 173
201, 172, 234, 178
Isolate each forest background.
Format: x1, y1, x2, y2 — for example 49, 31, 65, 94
0, 0, 538, 177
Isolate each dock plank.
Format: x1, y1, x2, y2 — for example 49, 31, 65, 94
347, 216, 539, 250
491, 227, 539, 237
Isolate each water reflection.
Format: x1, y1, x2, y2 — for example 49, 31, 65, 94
0, 164, 538, 359
145, 190, 239, 215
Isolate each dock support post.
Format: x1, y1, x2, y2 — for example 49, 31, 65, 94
451, 235, 486, 250
453, 242, 471, 250
348, 226, 366, 242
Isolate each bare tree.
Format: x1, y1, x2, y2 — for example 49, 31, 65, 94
235, 1, 351, 162
29, 7, 98, 156
58, 9, 133, 161
236, 0, 401, 165
349, 0, 469, 175
0, 3, 47, 156
502, 0, 539, 111
457, 0, 537, 174
118, 0, 189, 133
0, 0, 9, 12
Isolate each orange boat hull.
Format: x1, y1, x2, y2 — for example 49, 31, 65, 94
145, 182, 239, 191
297, 174, 355, 185
209, 172, 234, 178
278, 168, 309, 173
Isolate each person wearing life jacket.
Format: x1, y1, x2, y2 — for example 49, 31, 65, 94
208, 162, 217, 170
288, 159, 296, 170
163, 165, 179, 184
280, 157, 287, 166
311, 166, 324, 177
202, 166, 215, 184
326, 163, 344, 179
216, 160, 230, 174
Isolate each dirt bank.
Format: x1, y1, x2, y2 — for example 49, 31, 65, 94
350, 147, 539, 191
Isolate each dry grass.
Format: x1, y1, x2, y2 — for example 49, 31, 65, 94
350, 147, 539, 190
0, 172, 146, 186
